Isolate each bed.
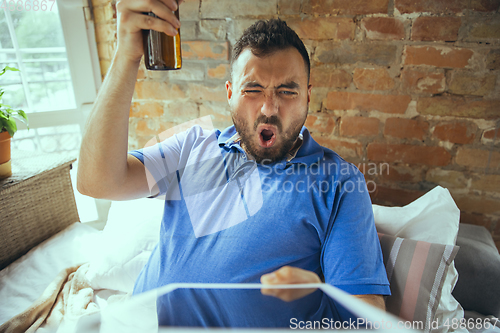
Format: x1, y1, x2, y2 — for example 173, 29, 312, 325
0, 183, 499, 332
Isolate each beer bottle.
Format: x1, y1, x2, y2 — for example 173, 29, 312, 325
142, 3, 182, 70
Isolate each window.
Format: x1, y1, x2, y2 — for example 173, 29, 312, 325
1, 0, 106, 224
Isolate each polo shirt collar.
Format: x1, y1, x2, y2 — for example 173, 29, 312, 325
217, 125, 324, 166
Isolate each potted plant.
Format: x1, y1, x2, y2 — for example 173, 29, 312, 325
0, 66, 29, 179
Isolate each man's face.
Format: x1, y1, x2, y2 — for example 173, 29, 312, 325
226, 47, 312, 164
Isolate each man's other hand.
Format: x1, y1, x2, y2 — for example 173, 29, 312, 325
261, 266, 321, 285
260, 266, 386, 310
353, 294, 386, 311
260, 266, 321, 302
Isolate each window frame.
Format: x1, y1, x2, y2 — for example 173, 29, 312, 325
2, 0, 108, 225
2, 0, 101, 131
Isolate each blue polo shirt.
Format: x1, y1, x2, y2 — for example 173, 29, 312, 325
130, 125, 390, 296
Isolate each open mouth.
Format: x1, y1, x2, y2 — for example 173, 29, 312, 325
259, 127, 276, 148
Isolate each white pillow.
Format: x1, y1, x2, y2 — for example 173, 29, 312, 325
0, 223, 99, 326
86, 198, 164, 293
373, 186, 466, 333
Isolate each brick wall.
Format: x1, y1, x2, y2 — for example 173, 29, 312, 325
92, 0, 500, 249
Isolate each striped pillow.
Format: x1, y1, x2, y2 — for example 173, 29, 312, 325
378, 233, 459, 332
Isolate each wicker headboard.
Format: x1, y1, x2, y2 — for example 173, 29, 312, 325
0, 151, 80, 271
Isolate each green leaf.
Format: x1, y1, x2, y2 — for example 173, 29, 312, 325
12, 114, 29, 128
0, 66, 26, 135
0, 66, 19, 77
16, 109, 28, 122
5, 117, 16, 136
0, 117, 8, 131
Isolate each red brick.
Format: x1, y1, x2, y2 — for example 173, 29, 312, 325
362, 17, 405, 40
484, 128, 499, 140
367, 143, 452, 166
311, 67, 352, 88
134, 81, 187, 100
137, 66, 147, 80
411, 17, 461, 41
303, 0, 389, 15
456, 148, 500, 170
432, 122, 475, 144
353, 68, 394, 91
168, 62, 205, 81
396, 0, 499, 14
356, 162, 391, 178
460, 213, 494, 230
129, 101, 164, 118
340, 116, 380, 137
97, 41, 115, 61
315, 42, 398, 66
207, 63, 229, 79
384, 118, 429, 140
426, 169, 468, 189
326, 92, 411, 114
310, 88, 327, 113
95, 23, 116, 43
133, 135, 156, 151
304, 114, 336, 134
486, 49, 500, 70
99, 60, 111, 80
380, 164, 423, 182
466, 18, 500, 40
404, 46, 474, 68
370, 185, 425, 207
163, 100, 200, 123
179, 0, 200, 20
91, 0, 112, 6
200, 0, 277, 18
313, 136, 363, 158
448, 72, 496, 96
288, 17, 356, 40
134, 118, 173, 137
360, 166, 378, 184
278, 0, 302, 14
93, 3, 116, 23
187, 83, 227, 102
199, 102, 232, 129
198, 20, 227, 41
471, 174, 500, 193
418, 96, 500, 119
182, 41, 228, 60
401, 69, 446, 94
454, 194, 500, 215
470, 0, 500, 11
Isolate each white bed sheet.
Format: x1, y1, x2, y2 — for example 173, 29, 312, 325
0, 222, 101, 326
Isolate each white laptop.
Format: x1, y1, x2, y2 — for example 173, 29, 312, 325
74, 283, 420, 332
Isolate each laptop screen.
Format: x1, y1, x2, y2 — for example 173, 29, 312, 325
90, 284, 415, 332
156, 287, 359, 329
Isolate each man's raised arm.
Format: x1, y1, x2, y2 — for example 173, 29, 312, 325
77, 0, 181, 200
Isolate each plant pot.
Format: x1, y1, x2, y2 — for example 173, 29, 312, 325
0, 131, 12, 179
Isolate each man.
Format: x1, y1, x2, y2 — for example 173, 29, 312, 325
77, 0, 390, 312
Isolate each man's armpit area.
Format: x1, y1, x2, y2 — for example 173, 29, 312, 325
126, 153, 160, 199
354, 294, 386, 311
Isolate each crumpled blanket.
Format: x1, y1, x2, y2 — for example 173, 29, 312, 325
0, 263, 98, 333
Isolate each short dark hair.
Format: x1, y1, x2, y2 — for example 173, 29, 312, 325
231, 19, 310, 82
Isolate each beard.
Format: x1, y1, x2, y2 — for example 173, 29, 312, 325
232, 112, 307, 164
